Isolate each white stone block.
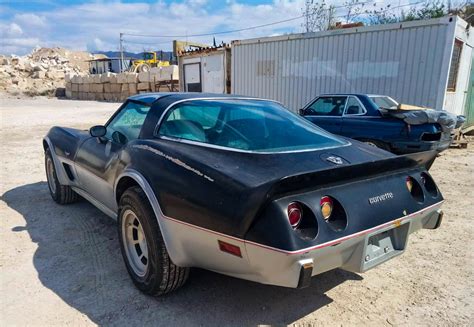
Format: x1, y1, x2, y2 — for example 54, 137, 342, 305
117, 73, 128, 84
126, 73, 138, 83
138, 72, 150, 83
137, 82, 149, 91
100, 72, 112, 83
92, 74, 101, 83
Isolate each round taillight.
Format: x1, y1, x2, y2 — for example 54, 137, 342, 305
287, 202, 303, 228
406, 176, 424, 203
406, 177, 414, 193
420, 172, 438, 197
320, 196, 333, 220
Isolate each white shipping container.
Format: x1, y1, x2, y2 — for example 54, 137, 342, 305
231, 16, 473, 115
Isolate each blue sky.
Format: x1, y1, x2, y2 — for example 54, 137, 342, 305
0, 0, 418, 55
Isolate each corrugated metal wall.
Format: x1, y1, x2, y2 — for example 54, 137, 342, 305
232, 19, 452, 112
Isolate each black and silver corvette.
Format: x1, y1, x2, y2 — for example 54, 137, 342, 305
43, 93, 444, 295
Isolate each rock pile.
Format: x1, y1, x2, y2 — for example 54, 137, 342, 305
0, 47, 95, 96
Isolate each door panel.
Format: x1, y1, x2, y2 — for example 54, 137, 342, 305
74, 101, 152, 212
184, 63, 202, 92
305, 116, 342, 134
202, 54, 225, 93
303, 96, 346, 134
75, 139, 123, 211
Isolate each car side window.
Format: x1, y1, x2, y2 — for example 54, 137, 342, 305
106, 101, 151, 143
159, 104, 221, 142
344, 97, 366, 115
166, 105, 220, 129
305, 97, 347, 116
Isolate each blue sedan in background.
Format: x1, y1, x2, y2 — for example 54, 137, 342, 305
299, 94, 452, 154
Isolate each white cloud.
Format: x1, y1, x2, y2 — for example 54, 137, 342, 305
0, 0, 418, 56
13, 13, 47, 29
188, 0, 208, 6
1, 22, 23, 37
87, 37, 105, 52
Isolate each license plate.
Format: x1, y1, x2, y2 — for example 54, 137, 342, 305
362, 223, 409, 271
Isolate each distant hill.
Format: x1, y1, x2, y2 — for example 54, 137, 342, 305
93, 51, 174, 62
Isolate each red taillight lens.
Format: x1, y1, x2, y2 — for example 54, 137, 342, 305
320, 196, 333, 220
287, 202, 303, 228
218, 240, 242, 257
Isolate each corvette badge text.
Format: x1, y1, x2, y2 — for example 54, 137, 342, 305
368, 192, 394, 205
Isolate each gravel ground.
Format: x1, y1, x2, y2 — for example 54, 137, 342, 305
1, 97, 473, 326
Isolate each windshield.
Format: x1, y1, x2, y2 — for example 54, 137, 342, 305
143, 53, 154, 60
370, 96, 398, 110
158, 99, 348, 152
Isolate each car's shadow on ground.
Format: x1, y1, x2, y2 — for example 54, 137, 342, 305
2, 182, 363, 325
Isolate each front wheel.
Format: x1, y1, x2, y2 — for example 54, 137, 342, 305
118, 186, 189, 296
45, 148, 78, 204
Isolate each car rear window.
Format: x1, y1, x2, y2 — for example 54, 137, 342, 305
157, 99, 348, 152
370, 96, 398, 109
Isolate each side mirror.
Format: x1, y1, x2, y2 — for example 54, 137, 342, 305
89, 125, 106, 138
298, 108, 306, 116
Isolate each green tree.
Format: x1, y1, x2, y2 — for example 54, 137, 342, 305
365, 3, 400, 25
403, 0, 446, 21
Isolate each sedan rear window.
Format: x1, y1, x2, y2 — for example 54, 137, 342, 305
158, 99, 348, 152
370, 96, 398, 110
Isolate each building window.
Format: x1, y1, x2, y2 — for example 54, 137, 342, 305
447, 39, 463, 92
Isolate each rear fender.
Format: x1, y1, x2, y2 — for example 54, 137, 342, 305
115, 170, 254, 271
115, 170, 194, 266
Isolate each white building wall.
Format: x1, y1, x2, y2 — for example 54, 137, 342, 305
178, 49, 228, 93
232, 17, 470, 113
443, 17, 474, 116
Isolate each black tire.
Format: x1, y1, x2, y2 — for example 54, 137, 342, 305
363, 139, 391, 151
45, 148, 78, 204
118, 186, 189, 296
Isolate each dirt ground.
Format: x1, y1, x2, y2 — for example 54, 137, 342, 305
1, 97, 473, 326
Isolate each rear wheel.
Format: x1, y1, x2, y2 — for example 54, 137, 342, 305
45, 148, 78, 204
118, 186, 189, 296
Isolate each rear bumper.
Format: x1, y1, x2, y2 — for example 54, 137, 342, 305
390, 135, 452, 154
243, 202, 443, 288
391, 140, 451, 154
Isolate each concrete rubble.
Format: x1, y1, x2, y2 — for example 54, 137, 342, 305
0, 46, 179, 101
0, 47, 96, 97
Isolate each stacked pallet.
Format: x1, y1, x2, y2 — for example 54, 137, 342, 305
65, 65, 178, 102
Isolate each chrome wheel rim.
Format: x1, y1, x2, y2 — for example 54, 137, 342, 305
122, 209, 148, 277
46, 157, 57, 194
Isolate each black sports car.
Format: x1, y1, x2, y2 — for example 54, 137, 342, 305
43, 93, 444, 295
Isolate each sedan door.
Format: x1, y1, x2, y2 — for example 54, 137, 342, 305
74, 100, 152, 212
340, 96, 370, 138
301, 96, 347, 134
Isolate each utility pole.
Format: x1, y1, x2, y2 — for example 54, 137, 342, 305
119, 32, 124, 73
304, 0, 310, 33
